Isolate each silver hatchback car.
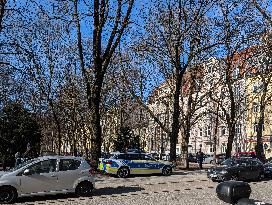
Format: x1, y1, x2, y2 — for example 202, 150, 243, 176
0, 156, 95, 204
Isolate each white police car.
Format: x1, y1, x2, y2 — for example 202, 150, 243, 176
98, 152, 174, 178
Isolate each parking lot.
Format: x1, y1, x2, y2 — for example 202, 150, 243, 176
12, 170, 272, 205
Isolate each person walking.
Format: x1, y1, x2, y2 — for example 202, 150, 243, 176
196, 150, 204, 169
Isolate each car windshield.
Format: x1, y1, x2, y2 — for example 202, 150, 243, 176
8, 159, 36, 172
109, 154, 119, 159
220, 159, 235, 166
239, 153, 255, 158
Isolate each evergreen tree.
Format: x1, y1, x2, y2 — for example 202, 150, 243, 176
112, 127, 140, 152
0, 102, 42, 162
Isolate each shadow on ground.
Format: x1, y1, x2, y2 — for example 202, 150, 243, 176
15, 186, 144, 204
94, 186, 144, 196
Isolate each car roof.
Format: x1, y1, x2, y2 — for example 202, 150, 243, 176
236, 151, 256, 154
111, 152, 145, 154
37, 155, 84, 160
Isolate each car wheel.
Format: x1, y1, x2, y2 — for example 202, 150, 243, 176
117, 167, 130, 178
258, 172, 265, 181
162, 166, 172, 176
0, 186, 18, 204
75, 181, 94, 197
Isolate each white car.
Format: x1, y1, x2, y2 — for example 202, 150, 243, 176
203, 154, 214, 164
0, 156, 95, 204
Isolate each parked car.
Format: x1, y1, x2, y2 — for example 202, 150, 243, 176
233, 151, 256, 159
207, 158, 264, 182
215, 154, 226, 164
127, 149, 145, 153
266, 157, 272, 163
0, 156, 95, 204
98, 152, 174, 178
187, 153, 197, 163
203, 154, 214, 164
264, 161, 272, 178
161, 154, 170, 161
147, 153, 160, 160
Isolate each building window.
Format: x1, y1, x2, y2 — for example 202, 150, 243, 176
221, 127, 226, 135
219, 111, 225, 119
233, 68, 239, 79
235, 124, 241, 134
252, 103, 259, 113
252, 82, 264, 93
234, 85, 240, 96
253, 123, 258, 132
199, 128, 203, 137
209, 145, 214, 153
259, 82, 264, 91
208, 66, 213, 73
195, 80, 201, 92
253, 123, 264, 132
206, 126, 211, 136
221, 144, 226, 153
236, 143, 241, 152
252, 84, 258, 93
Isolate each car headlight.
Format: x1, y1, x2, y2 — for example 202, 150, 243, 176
207, 169, 211, 172
219, 170, 228, 174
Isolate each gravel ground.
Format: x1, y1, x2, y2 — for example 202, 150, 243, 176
14, 170, 272, 205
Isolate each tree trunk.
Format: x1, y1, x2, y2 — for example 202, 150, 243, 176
73, 0, 134, 166
255, 112, 264, 160
183, 126, 190, 169
49, 100, 61, 155
226, 123, 235, 159
0, 0, 6, 32
169, 71, 182, 162
225, 80, 236, 159
213, 103, 220, 164
255, 81, 267, 161
89, 75, 103, 166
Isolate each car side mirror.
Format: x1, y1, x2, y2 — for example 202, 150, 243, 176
23, 169, 32, 176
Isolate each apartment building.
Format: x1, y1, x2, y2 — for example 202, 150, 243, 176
244, 44, 272, 158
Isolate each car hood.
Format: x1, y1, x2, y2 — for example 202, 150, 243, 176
0, 171, 9, 178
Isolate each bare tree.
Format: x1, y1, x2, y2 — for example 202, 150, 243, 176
251, 0, 272, 160
134, 0, 218, 162
73, 0, 135, 164
210, 0, 263, 159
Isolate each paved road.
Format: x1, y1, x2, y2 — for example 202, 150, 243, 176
14, 170, 272, 205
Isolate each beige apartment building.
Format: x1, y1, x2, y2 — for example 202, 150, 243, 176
146, 56, 248, 156
145, 45, 272, 158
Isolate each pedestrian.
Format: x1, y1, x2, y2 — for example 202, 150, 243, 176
15, 152, 22, 167
196, 150, 204, 169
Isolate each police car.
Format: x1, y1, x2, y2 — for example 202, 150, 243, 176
98, 152, 174, 178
